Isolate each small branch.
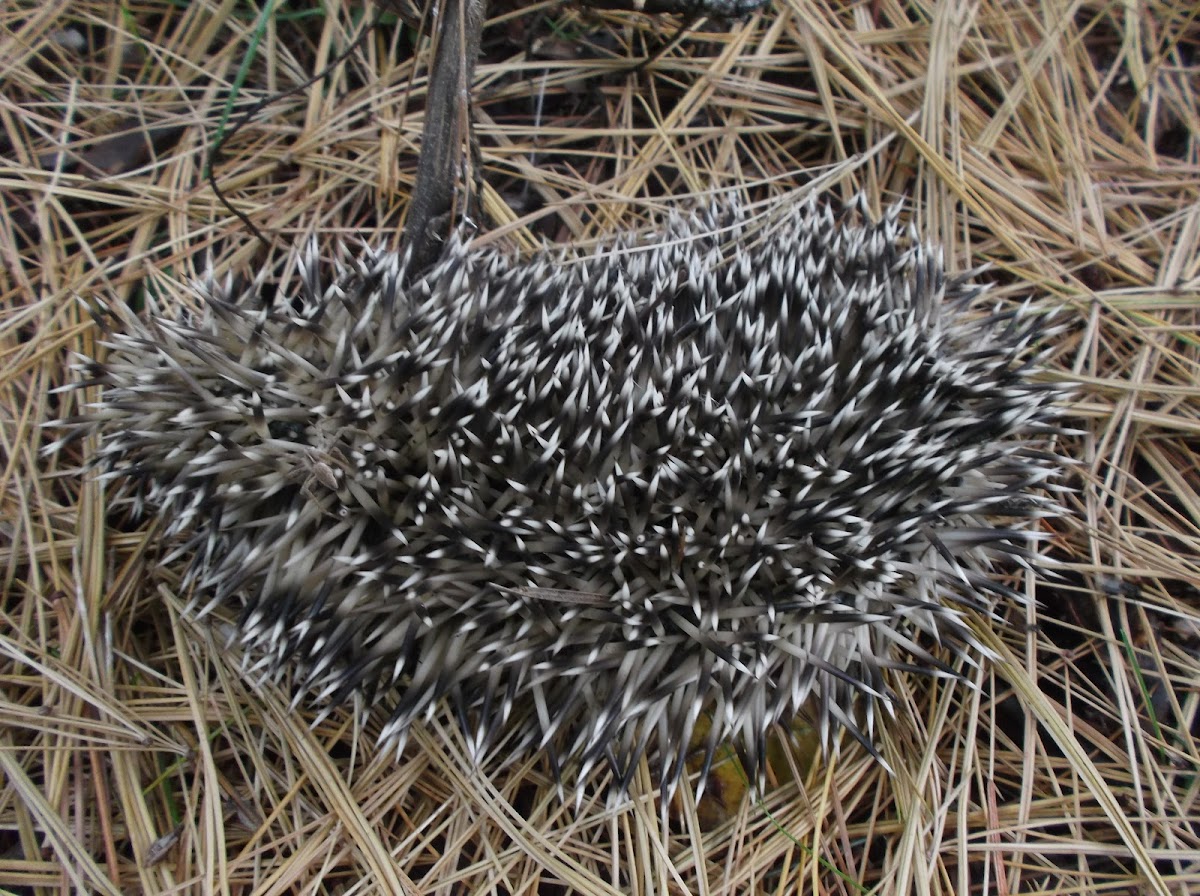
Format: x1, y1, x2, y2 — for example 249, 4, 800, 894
401, 0, 488, 277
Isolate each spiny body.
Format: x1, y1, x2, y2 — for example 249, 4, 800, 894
68, 198, 1063, 797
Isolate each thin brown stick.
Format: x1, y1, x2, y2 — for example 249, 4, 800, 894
401, 0, 488, 275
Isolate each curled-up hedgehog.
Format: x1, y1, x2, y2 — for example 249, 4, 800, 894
55, 196, 1065, 799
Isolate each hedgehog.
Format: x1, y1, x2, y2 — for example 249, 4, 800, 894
57, 197, 1064, 799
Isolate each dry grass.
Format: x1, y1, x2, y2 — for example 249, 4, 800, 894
2, 0, 1198, 893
